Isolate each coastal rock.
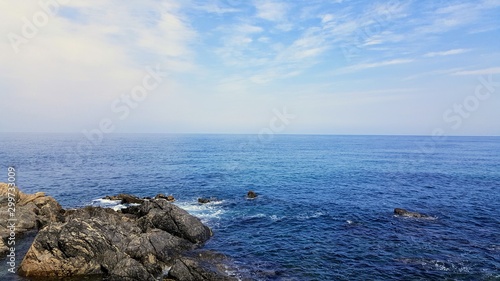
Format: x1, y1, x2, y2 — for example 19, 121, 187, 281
0, 183, 64, 240
394, 208, 429, 218
104, 193, 143, 204
19, 196, 213, 280
155, 193, 176, 202
246, 190, 257, 199
168, 250, 238, 281
0, 238, 8, 256
124, 200, 212, 244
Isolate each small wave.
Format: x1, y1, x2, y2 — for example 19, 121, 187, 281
397, 258, 472, 273
296, 211, 325, 220
269, 215, 286, 222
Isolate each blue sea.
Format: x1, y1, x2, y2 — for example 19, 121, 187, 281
1, 134, 499, 280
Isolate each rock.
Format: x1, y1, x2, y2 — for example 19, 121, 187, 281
197, 198, 211, 204
19, 195, 213, 280
104, 194, 143, 204
155, 194, 175, 202
168, 250, 238, 281
0, 238, 8, 256
0, 183, 64, 241
246, 190, 257, 199
394, 208, 429, 218
124, 200, 213, 244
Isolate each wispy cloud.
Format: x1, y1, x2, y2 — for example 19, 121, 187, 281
339, 59, 414, 73
452, 67, 500, 76
424, 49, 470, 57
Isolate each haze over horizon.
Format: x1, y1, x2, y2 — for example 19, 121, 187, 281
1, 0, 499, 136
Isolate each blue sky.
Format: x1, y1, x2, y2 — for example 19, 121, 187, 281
1, 0, 499, 135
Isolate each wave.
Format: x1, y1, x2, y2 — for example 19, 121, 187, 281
90, 198, 140, 211
175, 200, 226, 226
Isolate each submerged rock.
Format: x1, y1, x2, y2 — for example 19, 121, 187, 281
246, 190, 257, 199
394, 208, 429, 218
168, 250, 238, 281
19, 196, 213, 280
198, 198, 210, 204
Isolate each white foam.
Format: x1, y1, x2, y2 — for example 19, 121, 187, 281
176, 200, 226, 224
269, 215, 286, 222
92, 198, 121, 205
90, 198, 140, 211
296, 211, 325, 220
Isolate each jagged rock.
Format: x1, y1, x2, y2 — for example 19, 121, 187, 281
168, 250, 238, 281
394, 208, 429, 218
247, 190, 257, 199
19, 197, 213, 280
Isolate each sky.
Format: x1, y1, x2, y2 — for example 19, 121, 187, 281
1, 0, 499, 136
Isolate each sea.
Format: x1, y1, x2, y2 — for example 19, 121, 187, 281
0, 133, 499, 280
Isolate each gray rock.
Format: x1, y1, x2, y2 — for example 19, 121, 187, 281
19, 197, 213, 280
0, 183, 64, 240
198, 198, 211, 204
104, 194, 143, 204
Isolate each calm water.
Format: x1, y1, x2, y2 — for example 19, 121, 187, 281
1, 134, 499, 280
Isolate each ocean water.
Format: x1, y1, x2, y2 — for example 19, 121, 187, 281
0, 134, 499, 280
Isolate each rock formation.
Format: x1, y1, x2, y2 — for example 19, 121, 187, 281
1, 184, 239, 280
0, 183, 64, 256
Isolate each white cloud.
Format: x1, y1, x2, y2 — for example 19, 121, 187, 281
254, 0, 288, 22
0, 0, 197, 131
424, 49, 470, 57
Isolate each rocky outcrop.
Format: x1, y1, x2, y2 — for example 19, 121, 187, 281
168, 250, 238, 281
394, 208, 429, 218
19, 197, 213, 280
0, 183, 64, 256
